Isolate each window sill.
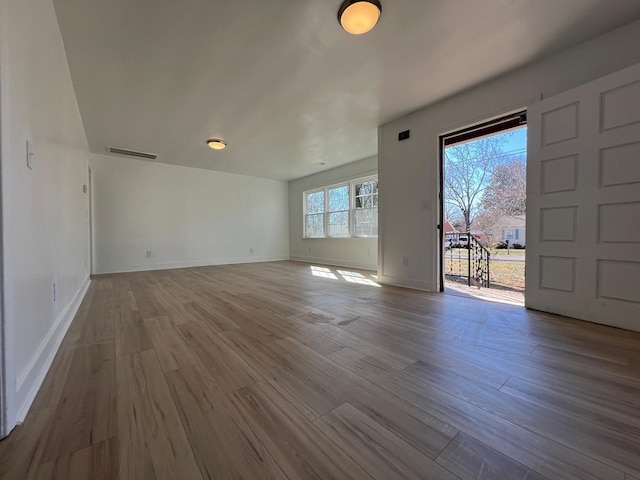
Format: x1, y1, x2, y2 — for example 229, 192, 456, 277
301, 236, 378, 240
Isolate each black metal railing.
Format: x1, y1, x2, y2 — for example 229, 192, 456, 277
444, 232, 490, 288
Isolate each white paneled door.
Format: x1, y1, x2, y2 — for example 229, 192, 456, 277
526, 63, 640, 332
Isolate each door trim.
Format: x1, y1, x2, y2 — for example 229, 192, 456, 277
0, 15, 7, 435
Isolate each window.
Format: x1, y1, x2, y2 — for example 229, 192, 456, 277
354, 178, 378, 237
303, 176, 378, 238
305, 190, 325, 237
328, 185, 350, 237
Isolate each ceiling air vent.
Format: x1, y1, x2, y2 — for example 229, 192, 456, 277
107, 146, 158, 160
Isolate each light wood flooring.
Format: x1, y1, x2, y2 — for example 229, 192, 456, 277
1, 260, 640, 479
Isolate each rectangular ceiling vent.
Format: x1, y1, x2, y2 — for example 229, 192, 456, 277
107, 146, 158, 160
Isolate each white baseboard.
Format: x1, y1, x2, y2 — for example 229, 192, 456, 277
15, 276, 91, 422
377, 274, 434, 292
289, 255, 377, 271
95, 255, 290, 275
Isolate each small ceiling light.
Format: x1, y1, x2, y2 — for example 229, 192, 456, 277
338, 0, 381, 35
207, 139, 226, 150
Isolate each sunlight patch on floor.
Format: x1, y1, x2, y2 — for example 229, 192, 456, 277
310, 266, 338, 280
337, 270, 381, 287
309, 266, 380, 287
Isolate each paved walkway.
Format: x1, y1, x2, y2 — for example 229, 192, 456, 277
444, 280, 524, 306
444, 252, 525, 262
490, 253, 525, 262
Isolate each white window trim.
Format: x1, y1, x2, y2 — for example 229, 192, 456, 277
303, 175, 378, 239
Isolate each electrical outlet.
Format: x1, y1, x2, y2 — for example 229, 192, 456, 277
249, 248, 254, 254
308, 247, 312, 253
402, 256, 408, 266
367, 249, 371, 257
146, 250, 152, 258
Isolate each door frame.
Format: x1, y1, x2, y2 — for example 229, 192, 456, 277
0, 2, 17, 436
0, 64, 4, 440
0, 13, 6, 436
88, 166, 93, 275
438, 109, 527, 293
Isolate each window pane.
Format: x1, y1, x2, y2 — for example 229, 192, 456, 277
356, 181, 377, 196
328, 211, 349, 237
355, 180, 378, 210
306, 191, 325, 214
328, 186, 349, 212
305, 213, 325, 237
356, 196, 373, 208
356, 180, 377, 196
354, 207, 378, 237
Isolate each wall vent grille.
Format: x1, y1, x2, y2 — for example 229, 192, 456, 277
107, 146, 157, 160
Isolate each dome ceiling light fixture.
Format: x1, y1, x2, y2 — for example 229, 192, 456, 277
338, 0, 382, 35
207, 139, 227, 150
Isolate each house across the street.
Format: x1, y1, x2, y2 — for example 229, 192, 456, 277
500, 215, 526, 246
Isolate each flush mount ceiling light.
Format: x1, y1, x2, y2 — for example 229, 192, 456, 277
338, 0, 381, 35
207, 139, 226, 150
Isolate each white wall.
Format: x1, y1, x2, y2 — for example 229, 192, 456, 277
289, 156, 377, 270
1, 0, 91, 429
378, 19, 640, 291
90, 154, 289, 274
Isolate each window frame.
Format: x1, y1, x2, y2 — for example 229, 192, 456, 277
303, 175, 378, 239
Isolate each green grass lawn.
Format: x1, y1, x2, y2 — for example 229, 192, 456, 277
490, 260, 525, 290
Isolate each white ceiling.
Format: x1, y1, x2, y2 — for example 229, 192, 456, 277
53, 0, 640, 181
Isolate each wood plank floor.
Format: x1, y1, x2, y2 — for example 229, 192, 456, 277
1, 260, 640, 479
